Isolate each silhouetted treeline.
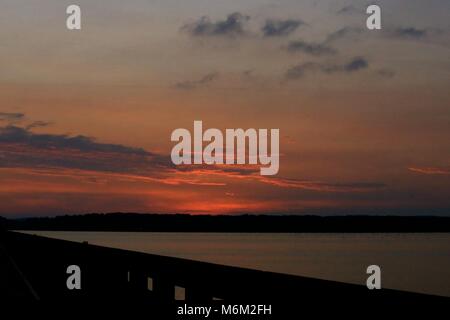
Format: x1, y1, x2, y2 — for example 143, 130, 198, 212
3, 213, 450, 232
0, 216, 6, 231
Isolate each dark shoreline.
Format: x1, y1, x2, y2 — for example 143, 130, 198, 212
3, 213, 450, 233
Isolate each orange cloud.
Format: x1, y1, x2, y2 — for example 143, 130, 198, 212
408, 166, 450, 175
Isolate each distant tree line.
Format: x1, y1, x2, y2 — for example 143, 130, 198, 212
3, 213, 450, 232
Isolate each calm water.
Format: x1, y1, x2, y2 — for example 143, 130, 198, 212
20, 231, 450, 297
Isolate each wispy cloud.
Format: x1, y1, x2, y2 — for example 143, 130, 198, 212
337, 5, 360, 15
0, 111, 52, 129
261, 19, 305, 37
409, 166, 450, 175
0, 112, 25, 123
385, 26, 448, 47
326, 26, 443, 44
173, 165, 385, 193
25, 121, 52, 130
175, 72, 219, 90
325, 27, 363, 43
181, 12, 250, 37
286, 40, 337, 56
256, 176, 385, 192
389, 27, 429, 40
285, 56, 369, 80
376, 69, 396, 79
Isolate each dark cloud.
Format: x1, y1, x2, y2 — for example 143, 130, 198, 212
389, 27, 428, 40
325, 27, 363, 43
0, 125, 150, 156
181, 12, 250, 37
344, 57, 369, 72
262, 19, 305, 37
386, 27, 448, 47
286, 40, 337, 56
285, 57, 369, 79
326, 25, 443, 45
337, 5, 360, 15
175, 72, 219, 90
0, 112, 53, 130
0, 112, 25, 122
285, 62, 319, 79
0, 125, 171, 177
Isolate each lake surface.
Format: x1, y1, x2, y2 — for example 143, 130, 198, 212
20, 231, 450, 297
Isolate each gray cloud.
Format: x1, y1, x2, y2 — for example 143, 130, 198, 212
377, 69, 396, 79
26, 121, 52, 130
286, 57, 369, 79
262, 19, 305, 37
0, 112, 25, 122
344, 57, 369, 71
285, 62, 320, 79
0, 125, 173, 176
337, 5, 360, 15
325, 25, 445, 47
286, 40, 337, 56
0, 125, 150, 156
386, 27, 448, 47
1, 112, 54, 133
175, 72, 219, 90
181, 12, 250, 37
325, 27, 364, 43
389, 27, 428, 40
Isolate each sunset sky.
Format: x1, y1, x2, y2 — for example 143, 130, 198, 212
1, 0, 449, 217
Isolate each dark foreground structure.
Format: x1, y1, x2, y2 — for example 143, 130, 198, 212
1, 230, 448, 316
